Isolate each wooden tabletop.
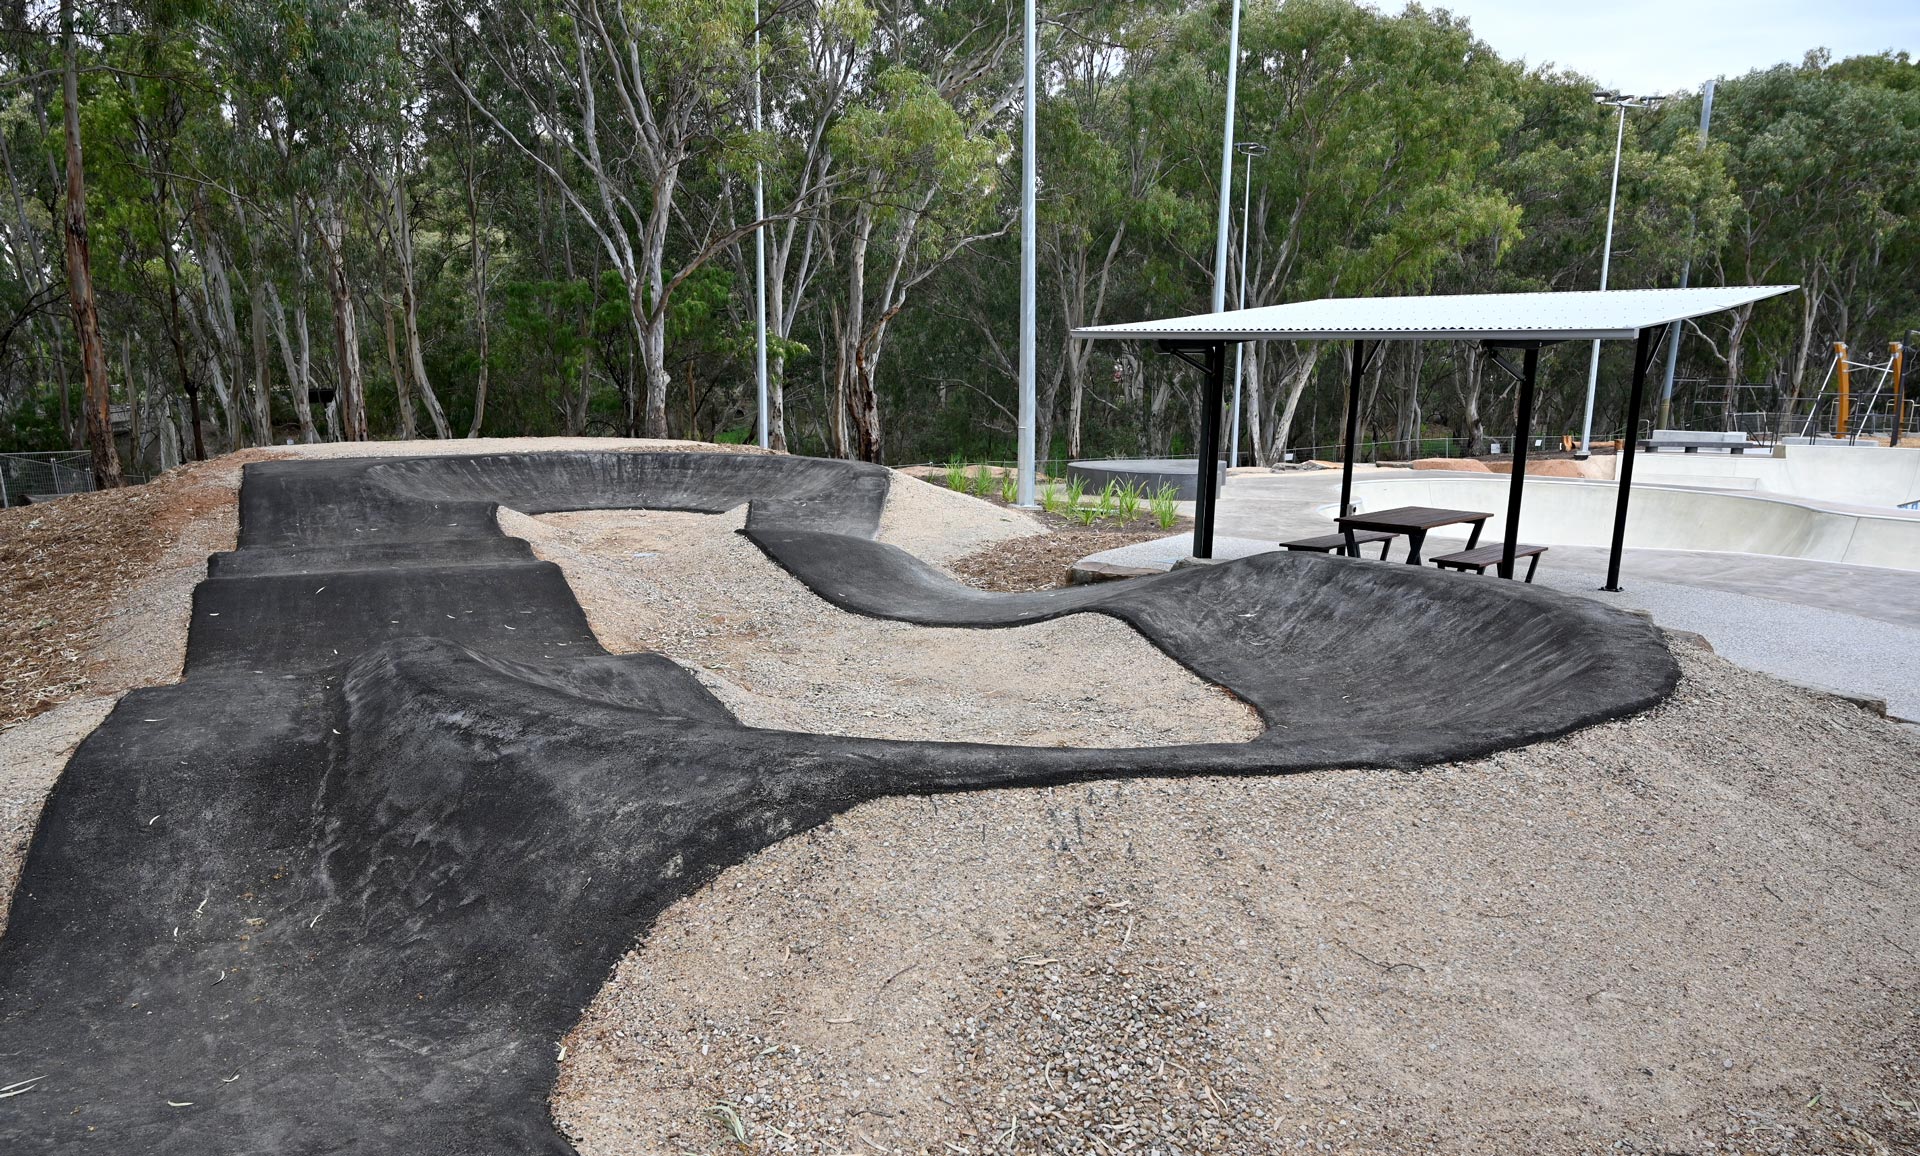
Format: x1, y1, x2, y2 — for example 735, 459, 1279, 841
1336, 505, 1492, 531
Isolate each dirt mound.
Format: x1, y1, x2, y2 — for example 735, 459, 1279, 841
1407, 457, 1493, 472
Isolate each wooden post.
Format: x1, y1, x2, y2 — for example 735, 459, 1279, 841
1834, 342, 1850, 438
1891, 342, 1905, 447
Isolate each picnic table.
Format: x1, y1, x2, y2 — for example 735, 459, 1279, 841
1336, 505, 1491, 566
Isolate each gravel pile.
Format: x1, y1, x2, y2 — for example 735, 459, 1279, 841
553, 644, 1920, 1156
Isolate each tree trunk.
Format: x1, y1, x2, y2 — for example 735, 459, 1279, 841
1245, 345, 1266, 466
1269, 345, 1325, 461
123, 332, 141, 473
266, 278, 318, 444
383, 301, 412, 439
314, 196, 367, 441
387, 170, 450, 437
249, 258, 274, 444
463, 110, 490, 438
60, 0, 121, 488
194, 220, 259, 447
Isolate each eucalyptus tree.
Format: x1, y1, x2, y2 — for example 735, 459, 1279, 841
437, 0, 767, 438
1156, 0, 1518, 463
824, 64, 1003, 461
1702, 55, 1920, 414
58, 0, 122, 483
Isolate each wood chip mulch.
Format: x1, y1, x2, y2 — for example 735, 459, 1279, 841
945, 507, 1189, 593
0, 456, 262, 729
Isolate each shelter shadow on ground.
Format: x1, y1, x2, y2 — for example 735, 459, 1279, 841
0, 451, 1675, 1154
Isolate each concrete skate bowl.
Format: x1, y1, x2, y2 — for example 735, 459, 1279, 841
1353, 471, 1920, 572
1066, 456, 1226, 500
0, 451, 1676, 1154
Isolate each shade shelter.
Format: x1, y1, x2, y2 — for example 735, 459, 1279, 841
1073, 285, 1797, 589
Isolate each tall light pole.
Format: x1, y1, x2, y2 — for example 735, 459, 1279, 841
1577, 90, 1662, 458
1014, 0, 1038, 505
1228, 140, 1267, 468
752, 0, 770, 449
1657, 80, 1714, 431
1209, 0, 1245, 317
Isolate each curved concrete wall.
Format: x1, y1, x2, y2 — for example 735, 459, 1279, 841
1352, 473, 1920, 571
1067, 458, 1226, 501
1631, 444, 1920, 508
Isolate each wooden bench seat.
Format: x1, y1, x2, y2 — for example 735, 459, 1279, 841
1430, 543, 1548, 582
1281, 529, 1397, 560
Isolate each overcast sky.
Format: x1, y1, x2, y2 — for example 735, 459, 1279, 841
1426, 0, 1920, 95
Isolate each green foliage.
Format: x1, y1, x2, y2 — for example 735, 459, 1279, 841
1150, 485, 1179, 530
967, 462, 994, 497
7, 0, 1914, 466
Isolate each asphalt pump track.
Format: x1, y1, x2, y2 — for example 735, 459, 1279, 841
0, 451, 1678, 1153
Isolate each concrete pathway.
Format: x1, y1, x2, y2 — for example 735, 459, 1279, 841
1083, 467, 1920, 720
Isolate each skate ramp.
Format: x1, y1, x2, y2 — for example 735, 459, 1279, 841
1354, 472, 1920, 571
0, 452, 1676, 1153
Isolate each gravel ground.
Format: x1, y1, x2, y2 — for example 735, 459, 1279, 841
6, 440, 1918, 1156
552, 644, 1920, 1156
508, 503, 1259, 748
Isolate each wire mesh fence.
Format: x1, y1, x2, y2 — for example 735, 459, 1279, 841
0, 452, 101, 507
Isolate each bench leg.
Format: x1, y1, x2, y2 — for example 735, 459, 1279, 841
1464, 520, 1485, 550
1377, 538, 1392, 561
1525, 554, 1540, 583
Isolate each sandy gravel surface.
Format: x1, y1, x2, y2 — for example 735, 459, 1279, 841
875, 473, 1048, 566
508, 504, 1259, 748
551, 644, 1920, 1155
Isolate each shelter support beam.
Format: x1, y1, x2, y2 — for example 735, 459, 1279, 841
1604, 326, 1663, 592
1338, 340, 1380, 520
1499, 345, 1540, 580
1160, 339, 1230, 559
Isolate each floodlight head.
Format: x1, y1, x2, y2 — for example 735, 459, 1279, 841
1592, 89, 1618, 102
1236, 141, 1270, 156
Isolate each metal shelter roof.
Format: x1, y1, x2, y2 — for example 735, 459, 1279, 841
1073, 285, 1798, 343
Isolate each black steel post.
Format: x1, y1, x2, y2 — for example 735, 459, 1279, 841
1500, 345, 1540, 579
1604, 327, 1656, 591
1193, 340, 1227, 559
1339, 339, 1366, 519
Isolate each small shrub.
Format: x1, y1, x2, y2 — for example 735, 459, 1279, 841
1066, 476, 1087, 511
969, 463, 996, 497
944, 455, 967, 491
1113, 481, 1143, 523
1150, 484, 1179, 529
1071, 502, 1101, 526
999, 471, 1018, 503
1040, 483, 1065, 515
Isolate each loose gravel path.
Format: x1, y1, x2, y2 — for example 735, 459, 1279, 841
552, 644, 1920, 1156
